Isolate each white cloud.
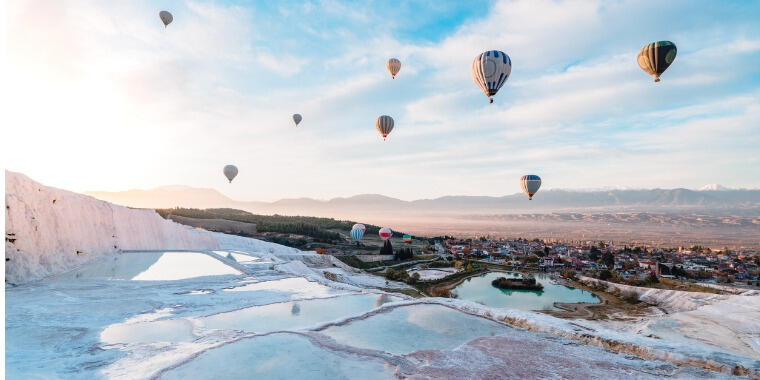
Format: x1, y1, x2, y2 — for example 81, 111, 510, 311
3, 0, 759, 200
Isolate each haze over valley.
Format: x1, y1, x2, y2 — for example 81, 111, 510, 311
87, 185, 760, 247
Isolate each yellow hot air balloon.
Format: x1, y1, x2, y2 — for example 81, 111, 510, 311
637, 41, 677, 82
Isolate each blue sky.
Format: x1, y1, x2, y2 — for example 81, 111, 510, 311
4, 0, 760, 200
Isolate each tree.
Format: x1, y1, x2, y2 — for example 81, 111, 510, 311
380, 240, 393, 256
598, 269, 613, 281
602, 252, 615, 269
589, 246, 601, 262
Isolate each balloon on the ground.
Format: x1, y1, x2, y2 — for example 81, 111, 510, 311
403, 234, 412, 244
386, 58, 401, 79
637, 41, 677, 82
375, 115, 394, 140
352, 223, 366, 233
471, 50, 512, 103
223, 165, 238, 183
159, 11, 173, 28
350, 227, 364, 243
292, 114, 302, 126
520, 175, 541, 200
379, 227, 392, 240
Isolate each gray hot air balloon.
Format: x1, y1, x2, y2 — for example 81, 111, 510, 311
292, 114, 302, 126
159, 11, 173, 28
375, 115, 394, 140
223, 165, 238, 183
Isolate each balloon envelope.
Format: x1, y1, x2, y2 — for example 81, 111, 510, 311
159, 11, 173, 27
403, 234, 412, 244
379, 227, 392, 240
375, 115, 394, 140
386, 58, 401, 78
223, 165, 238, 183
352, 223, 366, 233
520, 175, 541, 200
292, 113, 302, 126
471, 50, 512, 103
637, 41, 677, 82
350, 227, 364, 242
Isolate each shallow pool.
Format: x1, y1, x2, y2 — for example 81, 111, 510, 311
161, 333, 396, 380
322, 304, 510, 354
452, 272, 599, 310
54, 251, 242, 281
200, 293, 401, 333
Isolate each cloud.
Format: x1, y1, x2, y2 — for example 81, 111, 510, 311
3, 0, 760, 200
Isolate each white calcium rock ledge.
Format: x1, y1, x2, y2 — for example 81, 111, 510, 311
6, 171, 251, 284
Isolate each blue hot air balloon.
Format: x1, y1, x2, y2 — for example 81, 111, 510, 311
350, 227, 364, 243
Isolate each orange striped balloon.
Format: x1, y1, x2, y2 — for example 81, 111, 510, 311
386, 58, 401, 79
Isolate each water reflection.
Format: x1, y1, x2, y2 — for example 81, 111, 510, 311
53, 251, 241, 281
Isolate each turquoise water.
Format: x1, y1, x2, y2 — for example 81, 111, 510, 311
452, 272, 599, 310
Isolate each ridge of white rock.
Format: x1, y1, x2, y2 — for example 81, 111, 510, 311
5, 171, 219, 284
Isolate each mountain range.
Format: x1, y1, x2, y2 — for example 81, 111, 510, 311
85, 186, 760, 218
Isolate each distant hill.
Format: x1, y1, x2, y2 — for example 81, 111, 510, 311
86, 186, 760, 219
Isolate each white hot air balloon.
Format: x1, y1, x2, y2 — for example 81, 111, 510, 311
471, 50, 512, 103
378, 227, 392, 240
386, 58, 401, 79
159, 11, 173, 28
375, 115, 394, 140
520, 175, 541, 200
223, 165, 238, 183
292, 114, 302, 126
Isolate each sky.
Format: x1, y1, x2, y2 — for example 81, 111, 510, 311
2, 0, 760, 201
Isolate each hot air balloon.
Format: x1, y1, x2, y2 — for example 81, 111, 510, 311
352, 223, 366, 233
379, 227, 392, 240
403, 234, 412, 244
292, 114, 302, 126
350, 227, 364, 243
637, 41, 677, 82
159, 11, 173, 28
223, 165, 238, 183
375, 115, 394, 140
520, 175, 541, 200
386, 58, 401, 79
471, 50, 512, 103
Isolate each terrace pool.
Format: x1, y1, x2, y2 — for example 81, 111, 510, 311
452, 272, 599, 310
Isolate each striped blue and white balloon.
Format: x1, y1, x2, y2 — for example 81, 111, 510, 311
471, 50, 512, 103
520, 175, 541, 200
350, 227, 364, 242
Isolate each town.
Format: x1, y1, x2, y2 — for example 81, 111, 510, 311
441, 236, 760, 288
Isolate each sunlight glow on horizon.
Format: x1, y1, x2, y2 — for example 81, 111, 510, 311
3, 0, 759, 200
